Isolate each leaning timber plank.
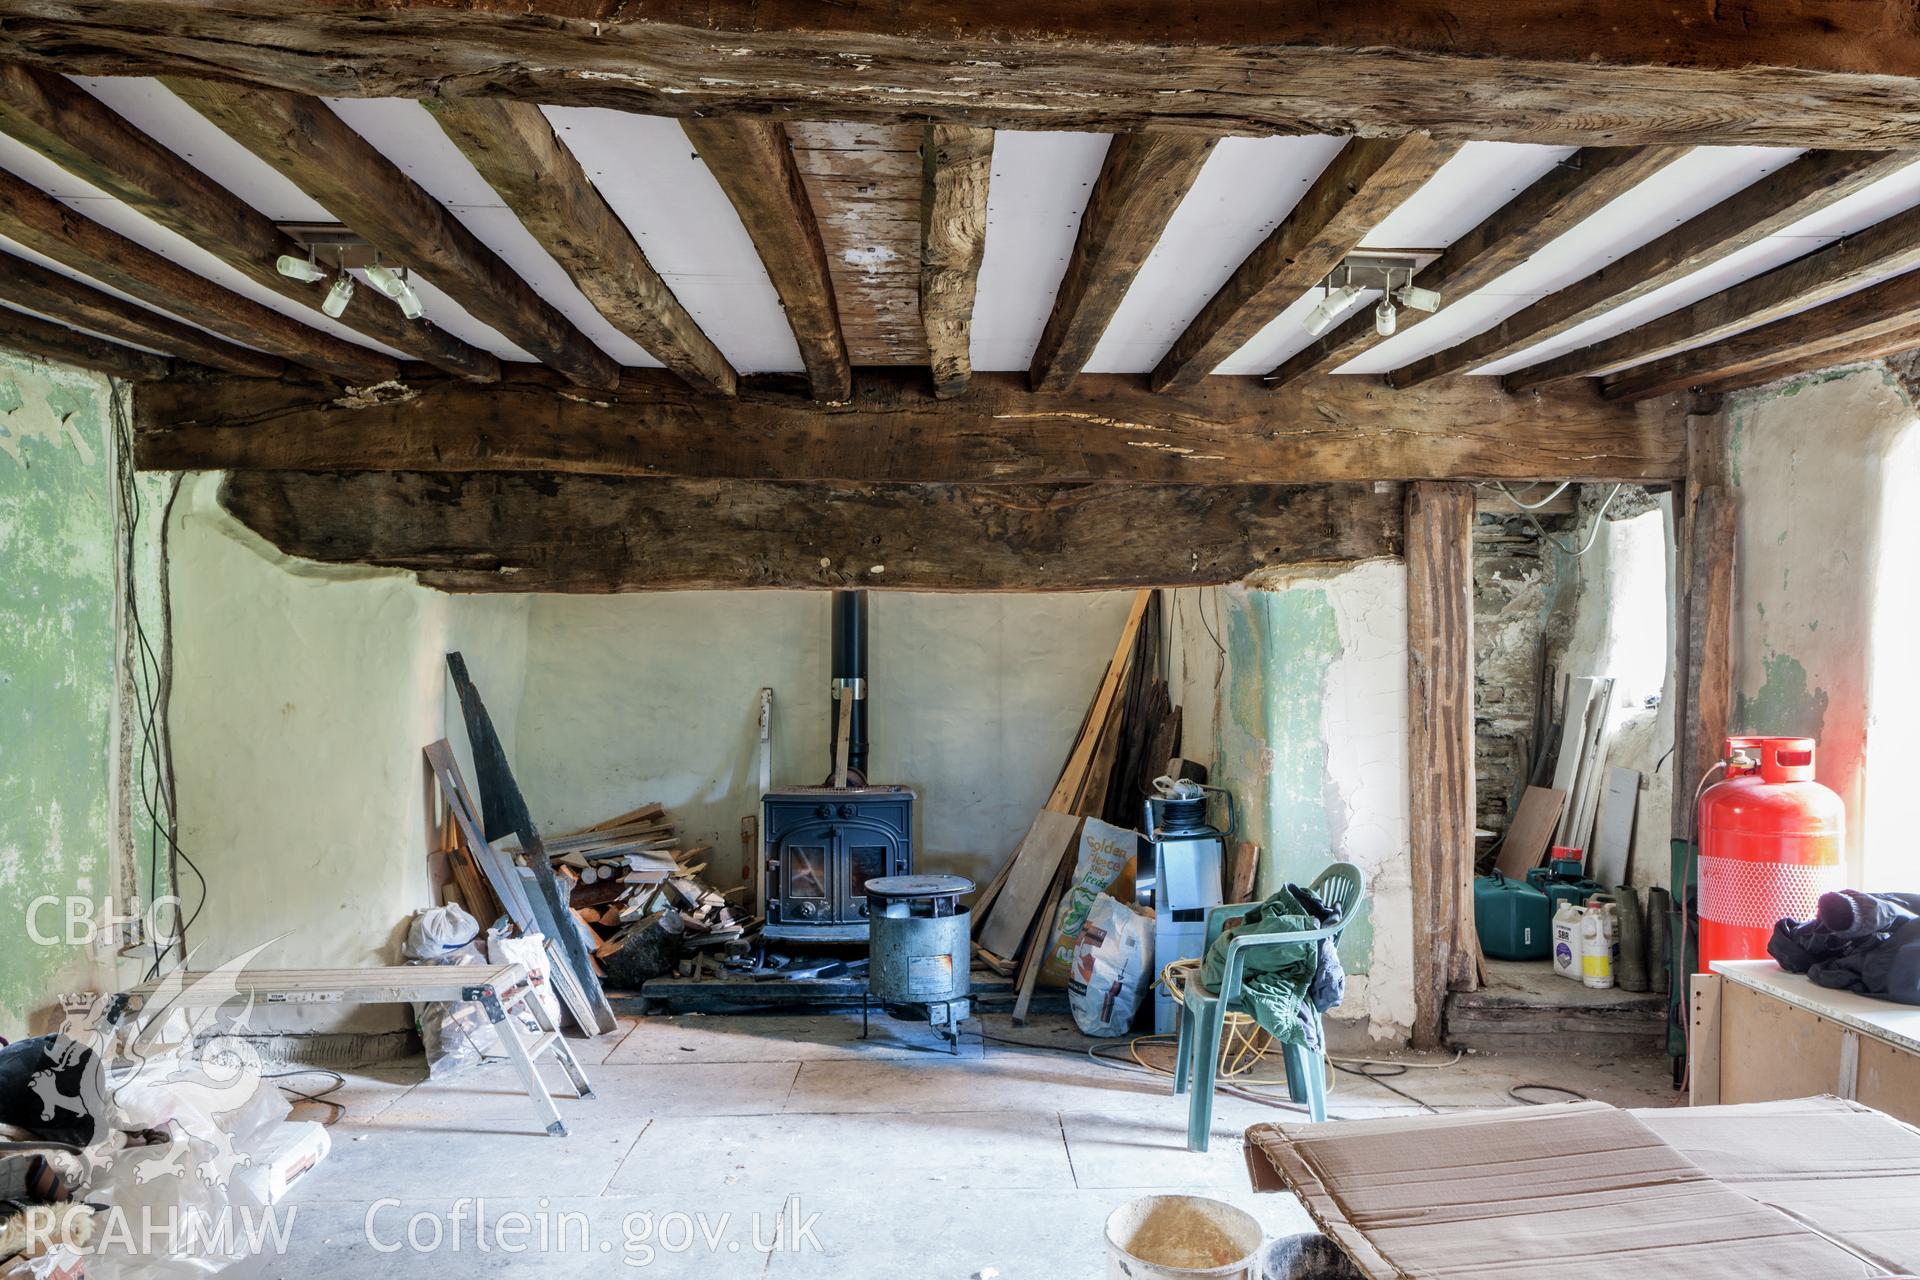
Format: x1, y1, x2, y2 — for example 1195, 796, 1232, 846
977, 810, 1085, 961
682, 117, 851, 401
0, 165, 395, 382
133, 369, 1688, 485
218, 474, 1408, 594
0, 306, 176, 381
1390, 148, 1918, 387
1507, 199, 1920, 391
1030, 133, 1217, 393
1269, 145, 1688, 387
164, 77, 618, 391
425, 97, 736, 396
0, 250, 284, 377
919, 124, 994, 398
1598, 264, 1920, 400
1152, 136, 1458, 392
1048, 592, 1151, 812
12, 5, 1920, 148
1012, 854, 1076, 1025
0, 64, 490, 382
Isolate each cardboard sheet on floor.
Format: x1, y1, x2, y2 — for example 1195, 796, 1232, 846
1243, 1101, 1882, 1278
1636, 1096, 1920, 1275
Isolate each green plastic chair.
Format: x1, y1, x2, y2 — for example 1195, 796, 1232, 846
1172, 861, 1367, 1152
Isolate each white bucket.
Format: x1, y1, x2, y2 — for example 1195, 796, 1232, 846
1105, 1195, 1266, 1280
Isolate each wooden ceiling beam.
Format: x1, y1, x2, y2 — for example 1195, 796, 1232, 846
1030, 133, 1216, 394
0, 304, 178, 381
0, 64, 497, 383
918, 124, 994, 399
0, 250, 285, 377
220, 471, 1406, 594
682, 117, 851, 401
1673, 321, 1920, 397
11, 4, 1920, 148
1507, 201, 1920, 392
0, 165, 397, 384
1389, 148, 1918, 387
164, 77, 618, 391
1598, 266, 1920, 400
133, 368, 1686, 485
425, 97, 737, 396
1151, 136, 1457, 393
1267, 145, 1688, 388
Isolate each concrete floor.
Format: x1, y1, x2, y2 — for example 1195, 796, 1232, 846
259, 1011, 1680, 1278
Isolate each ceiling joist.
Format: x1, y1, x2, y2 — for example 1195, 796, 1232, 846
0, 303, 177, 381
918, 124, 994, 399
1151, 136, 1458, 393
681, 117, 851, 402
426, 97, 738, 397
132, 369, 1686, 486
1268, 145, 1688, 388
0, 164, 396, 383
8, 3, 1920, 148
1030, 132, 1217, 394
163, 77, 620, 391
1391, 148, 1919, 387
0, 250, 284, 376
0, 63, 498, 383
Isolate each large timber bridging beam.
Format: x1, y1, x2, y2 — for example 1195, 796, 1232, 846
133, 369, 1688, 486
9, 4, 1920, 148
218, 472, 1406, 593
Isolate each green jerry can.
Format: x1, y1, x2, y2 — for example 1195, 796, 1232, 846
1473, 871, 1552, 960
1526, 851, 1606, 915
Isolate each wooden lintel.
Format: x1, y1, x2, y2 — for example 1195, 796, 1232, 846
163, 77, 618, 391
218, 472, 1406, 593
133, 369, 1688, 486
1391, 148, 1918, 388
12, 5, 1920, 148
918, 124, 994, 399
682, 117, 852, 402
1152, 136, 1457, 393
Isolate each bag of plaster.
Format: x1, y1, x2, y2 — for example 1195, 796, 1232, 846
486, 928, 561, 1033
403, 907, 499, 1079
1068, 894, 1153, 1037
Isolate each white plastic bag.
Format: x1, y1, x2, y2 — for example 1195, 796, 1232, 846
486, 929, 561, 1031
1068, 894, 1153, 1037
404, 903, 481, 960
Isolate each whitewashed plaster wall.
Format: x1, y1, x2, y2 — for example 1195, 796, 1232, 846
1717, 363, 1920, 887
1172, 563, 1415, 1042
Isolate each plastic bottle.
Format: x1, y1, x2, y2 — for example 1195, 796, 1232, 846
1580, 900, 1616, 989
1552, 903, 1584, 980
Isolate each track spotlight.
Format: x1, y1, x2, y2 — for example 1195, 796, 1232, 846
322, 270, 355, 318
275, 249, 325, 283
1397, 283, 1442, 313
365, 262, 424, 320
1374, 295, 1398, 337
1303, 284, 1361, 337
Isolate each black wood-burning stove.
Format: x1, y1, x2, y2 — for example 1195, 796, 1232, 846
762, 592, 914, 944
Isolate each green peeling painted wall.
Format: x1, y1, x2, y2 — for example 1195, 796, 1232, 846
0, 354, 125, 1037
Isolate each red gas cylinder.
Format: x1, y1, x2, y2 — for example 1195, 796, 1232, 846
1696, 735, 1845, 971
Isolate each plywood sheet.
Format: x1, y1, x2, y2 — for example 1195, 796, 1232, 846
1494, 785, 1565, 878
976, 808, 1083, 959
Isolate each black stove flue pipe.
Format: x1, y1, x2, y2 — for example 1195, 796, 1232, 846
829, 590, 869, 784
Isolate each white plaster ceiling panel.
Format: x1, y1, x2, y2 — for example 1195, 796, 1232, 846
0, 84, 411, 360
1360, 141, 1577, 250
543, 106, 804, 373
1083, 135, 1348, 374
1337, 146, 1801, 373
969, 130, 1110, 372
320, 97, 652, 366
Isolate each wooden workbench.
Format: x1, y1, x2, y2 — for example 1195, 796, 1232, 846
1690, 959, 1920, 1124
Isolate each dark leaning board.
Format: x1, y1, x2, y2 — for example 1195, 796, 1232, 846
624, 964, 1067, 1016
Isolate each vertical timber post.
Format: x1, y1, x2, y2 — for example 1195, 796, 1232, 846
1406, 481, 1480, 1050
